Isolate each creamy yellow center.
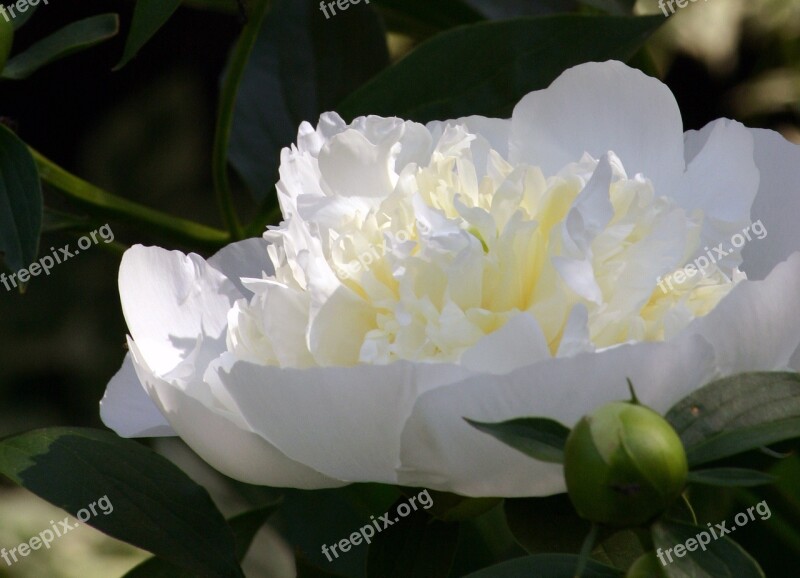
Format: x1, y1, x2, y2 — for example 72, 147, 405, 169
227, 126, 740, 368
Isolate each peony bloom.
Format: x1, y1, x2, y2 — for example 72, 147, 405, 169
100, 60, 800, 497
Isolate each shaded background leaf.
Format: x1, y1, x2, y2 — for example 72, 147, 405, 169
337, 14, 664, 123
651, 519, 764, 578
121, 505, 280, 578
0, 124, 42, 275
463, 554, 623, 577
366, 499, 460, 578
2, 14, 119, 80
228, 0, 389, 203
115, 0, 181, 70
0, 428, 243, 578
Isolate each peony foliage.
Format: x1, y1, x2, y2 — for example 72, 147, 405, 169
1, 1, 800, 577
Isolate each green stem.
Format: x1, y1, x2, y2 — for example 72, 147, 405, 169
32, 149, 230, 251
574, 523, 599, 578
97, 240, 129, 256
681, 492, 698, 525
212, 0, 272, 240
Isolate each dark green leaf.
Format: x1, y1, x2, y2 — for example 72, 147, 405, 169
337, 14, 664, 123
366, 499, 459, 578
123, 504, 279, 578
115, 0, 181, 70
0, 124, 41, 276
277, 484, 400, 578
448, 506, 523, 577
10, 1, 40, 30
465, 417, 570, 464
687, 469, 777, 488
184, 0, 239, 13
504, 495, 590, 554
664, 494, 697, 526
296, 558, 349, 578
505, 497, 649, 569
579, 0, 636, 15
420, 490, 501, 522
665, 372, 800, 466
372, 0, 483, 36
2, 14, 119, 80
0, 428, 243, 578
121, 504, 280, 578
463, 554, 623, 577
592, 529, 650, 571
651, 519, 765, 578
743, 457, 800, 564
228, 0, 388, 201
465, 0, 579, 19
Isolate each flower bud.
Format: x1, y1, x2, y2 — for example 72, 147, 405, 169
0, 16, 12, 73
564, 401, 688, 527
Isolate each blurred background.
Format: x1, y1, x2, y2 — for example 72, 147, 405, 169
0, 0, 797, 576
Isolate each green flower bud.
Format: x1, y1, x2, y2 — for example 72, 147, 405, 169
564, 401, 688, 527
0, 15, 12, 73
626, 552, 667, 577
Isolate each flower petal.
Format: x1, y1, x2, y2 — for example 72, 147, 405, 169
510, 60, 685, 194
216, 359, 472, 483
460, 312, 550, 374
119, 245, 240, 376
126, 341, 343, 489
99, 354, 175, 438
679, 119, 760, 269
741, 129, 800, 281
318, 128, 399, 199
397, 335, 716, 497
207, 237, 274, 296
681, 252, 800, 374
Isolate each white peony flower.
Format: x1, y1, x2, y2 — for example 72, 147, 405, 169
100, 60, 800, 497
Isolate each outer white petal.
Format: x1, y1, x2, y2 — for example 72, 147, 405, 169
207, 237, 274, 296
680, 252, 800, 374
741, 129, 800, 281
100, 354, 175, 438
119, 245, 239, 376
108, 240, 341, 488
397, 335, 716, 497
216, 359, 473, 483
679, 119, 760, 269
127, 340, 343, 489
510, 61, 685, 195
